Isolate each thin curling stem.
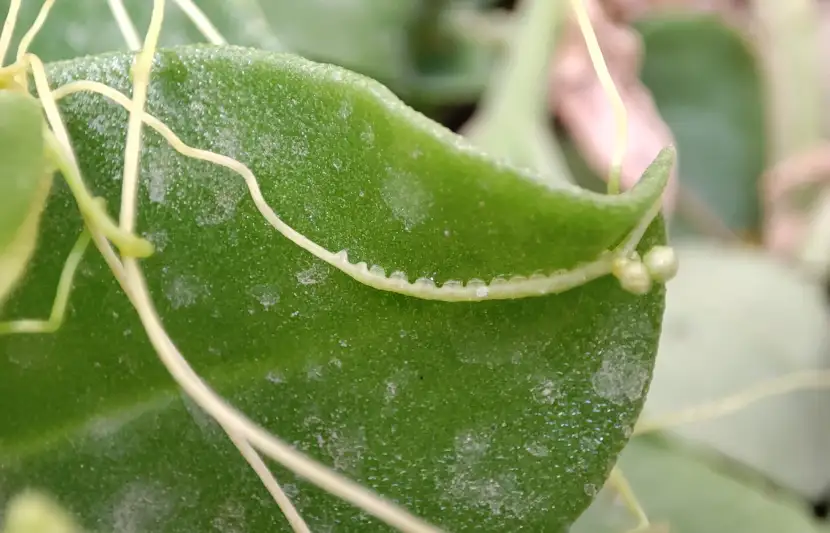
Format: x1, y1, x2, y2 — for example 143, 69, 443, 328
569, 0, 627, 195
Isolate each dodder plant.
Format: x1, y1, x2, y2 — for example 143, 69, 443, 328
0, 0, 677, 531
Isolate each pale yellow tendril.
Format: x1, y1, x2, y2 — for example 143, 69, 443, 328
0, 229, 90, 335
0, 2, 311, 532
25, 53, 153, 257
117, 2, 312, 531
107, 0, 142, 50
568, 0, 627, 196
108, 1, 438, 531
607, 467, 651, 531
0, 1, 676, 531
634, 368, 830, 435
14, 0, 52, 83
0, 0, 21, 65
119, 0, 165, 235
172, 0, 228, 45
225, 431, 312, 533
52, 78, 671, 304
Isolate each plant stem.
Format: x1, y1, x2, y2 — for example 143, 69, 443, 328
406, 0, 454, 75
462, 0, 572, 182
476, 0, 568, 121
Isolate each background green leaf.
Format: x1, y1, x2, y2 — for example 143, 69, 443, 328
0, 46, 669, 531
569, 436, 822, 533
636, 15, 766, 237
0, 91, 45, 251
1, 0, 284, 58
0, 0, 495, 106
641, 240, 830, 501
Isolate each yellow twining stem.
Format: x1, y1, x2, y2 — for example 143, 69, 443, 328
54, 79, 677, 303
0, 0, 680, 531
634, 368, 830, 435
568, 0, 628, 196
108, 1, 441, 532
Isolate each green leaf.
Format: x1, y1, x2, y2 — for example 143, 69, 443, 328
0, 45, 670, 530
636, 15, 766, 236
230, 0, 496, 104
0, 90, 51, 310
11, 0, 287, 55
0, 91, 45, 251
398, 0, 498, 106
569, 437, 822, 533
0, 0, 285, 60
641, 240, 830, 500
0, 0, 493, 105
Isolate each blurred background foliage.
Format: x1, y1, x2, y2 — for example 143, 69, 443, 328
1, 0, 829, 531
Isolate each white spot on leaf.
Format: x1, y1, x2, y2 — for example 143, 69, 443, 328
525, 442, 549, 457
441, 429, 533, 518
250, 284, 279, 309
211, 499, 246, 533
143, 230, 168, 252
110, 482, 172, 533
265, 371, 284, 384
163, 273, 209, 309
385, 381, 398, 402
531, 378, 562, 405
381, 168, 432, 231
147, 167, 168, 203
139, 137, 186, 207
296, 262, 328, 285
360, 126, 375, 145
583, 483, 598, 497
303, 416, 367, 475
306, 365, 323, 381
195, 175, 247, 227
338, 100, 352, 119
591, 349, 649, 405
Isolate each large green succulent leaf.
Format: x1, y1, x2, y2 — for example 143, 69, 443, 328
0, 45, 670, 531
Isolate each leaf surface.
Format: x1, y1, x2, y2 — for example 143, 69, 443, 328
0, 0, 284, 59
0, 91, 45, 251
0, 0, 492, 105
636, 15, 766, 236
642, 240, 830, 500
0, 45, 671, 531
569, 436, 822, 533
